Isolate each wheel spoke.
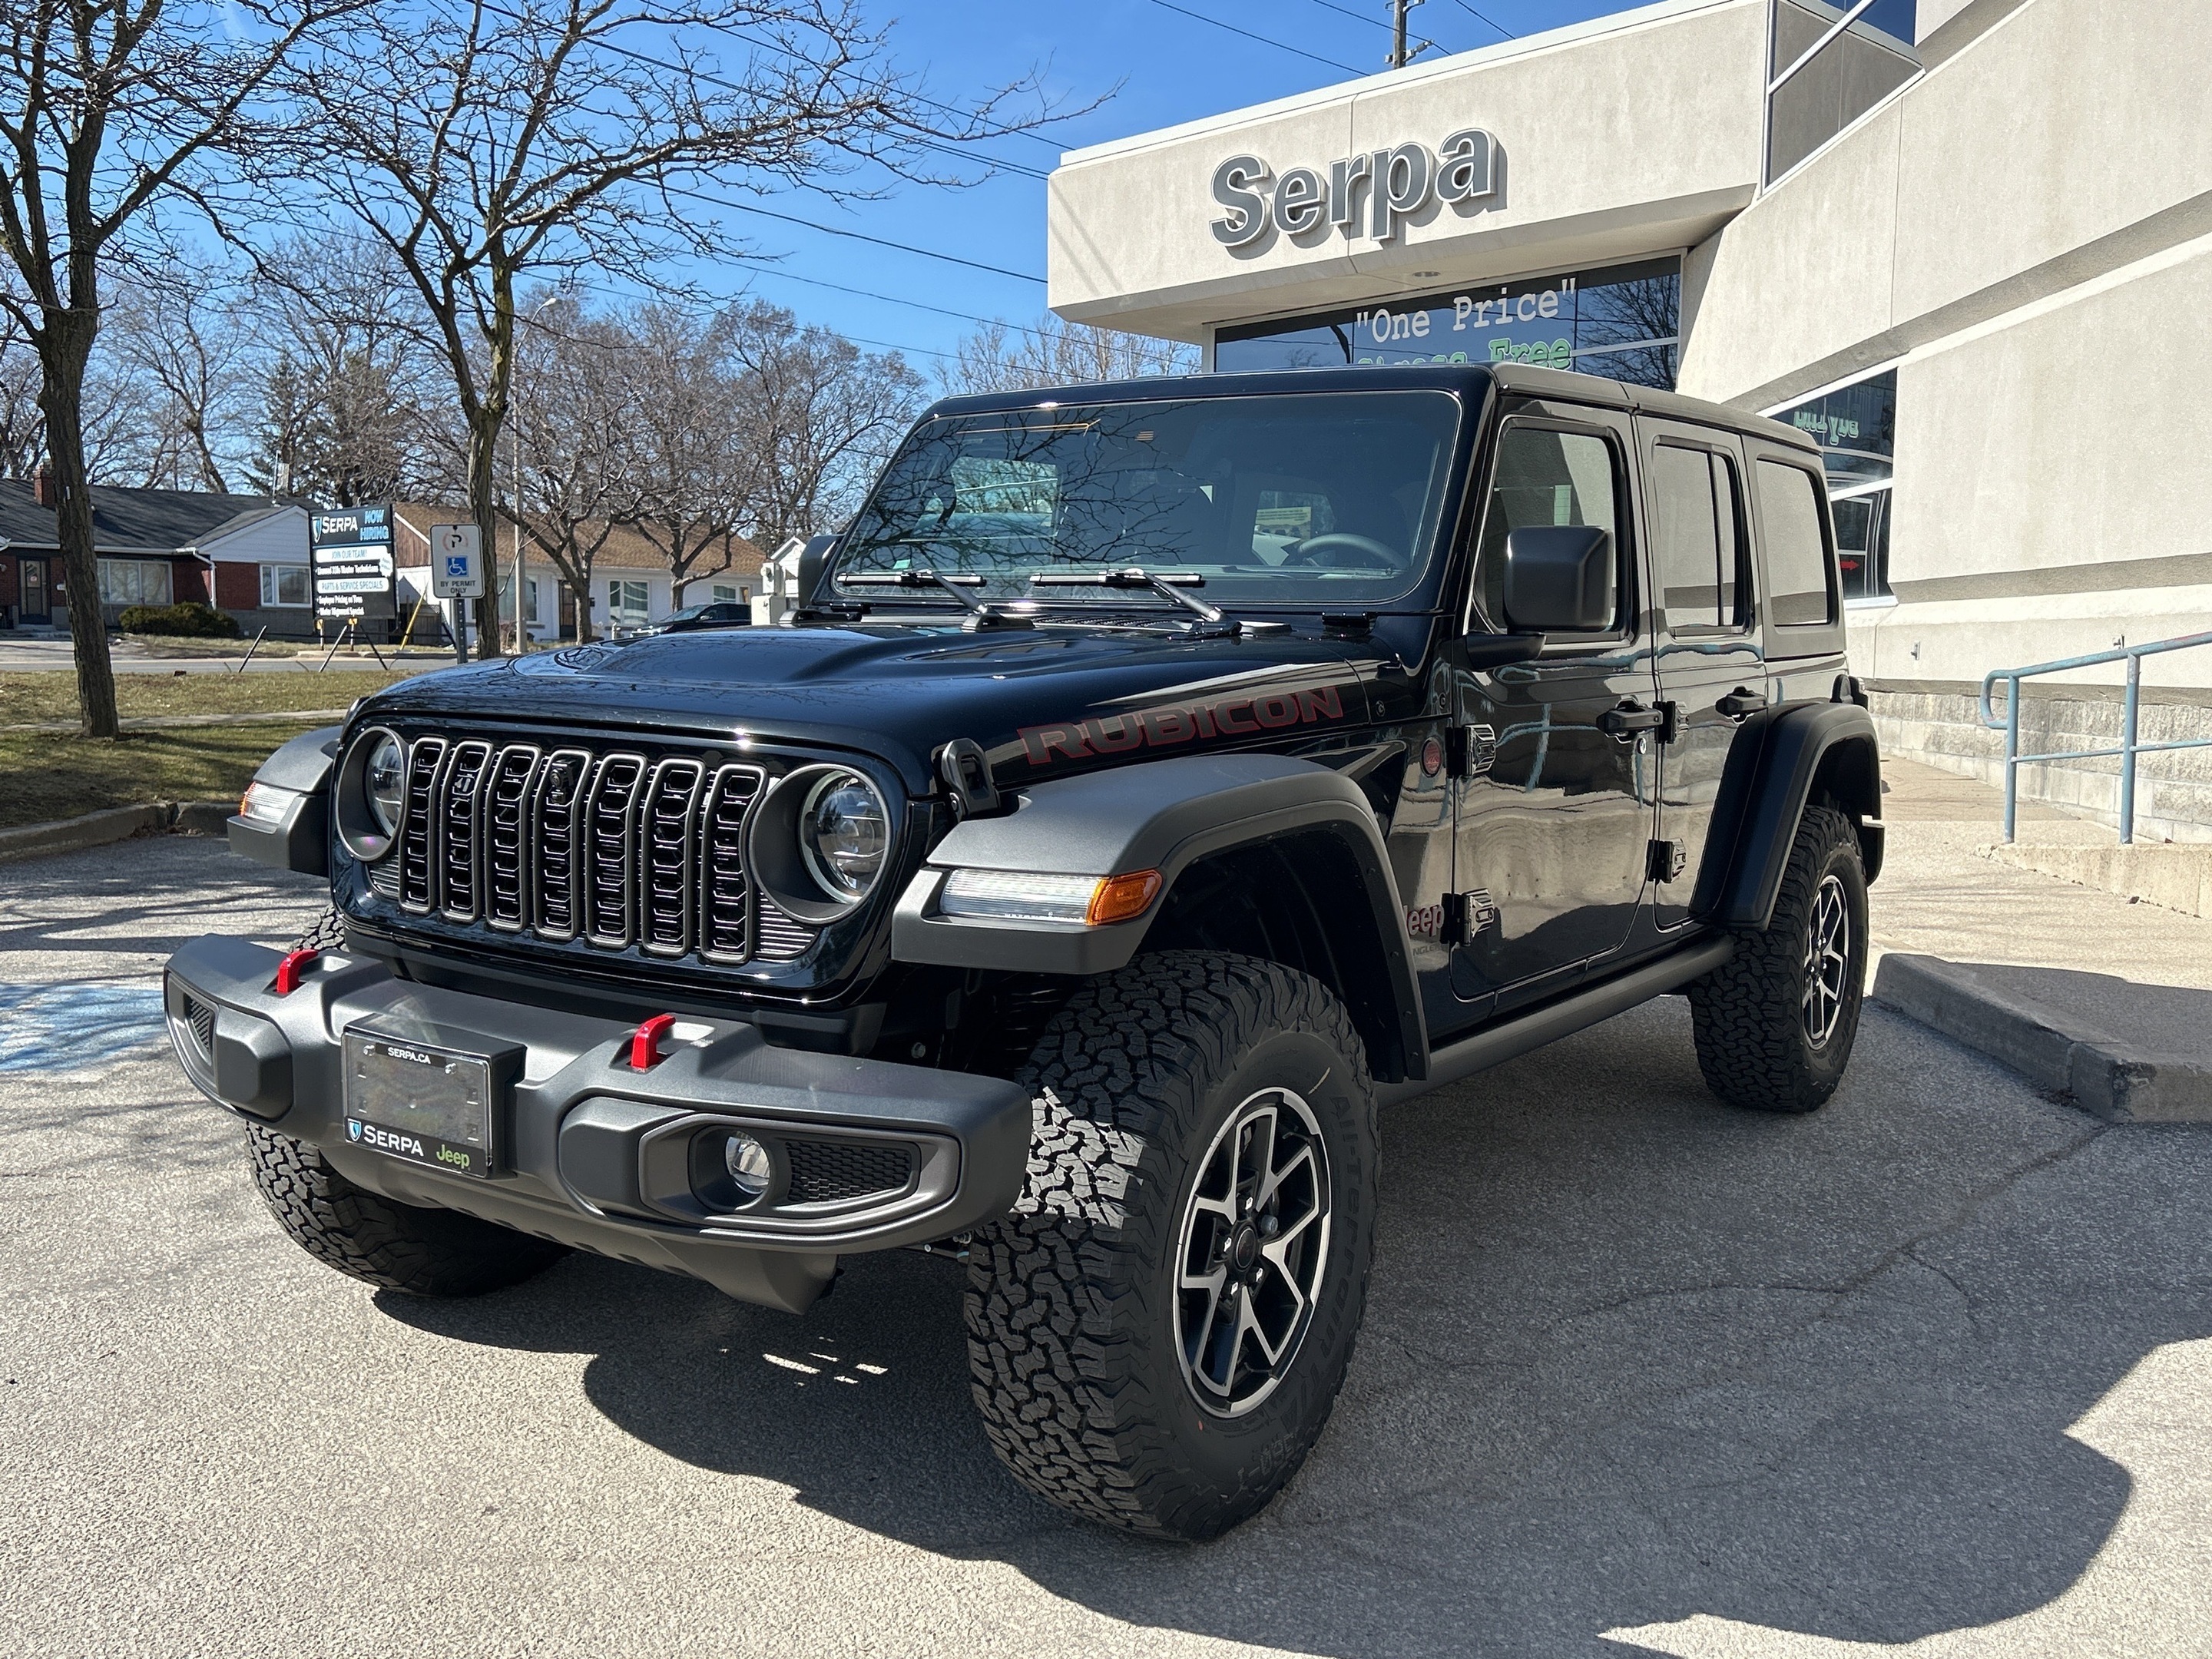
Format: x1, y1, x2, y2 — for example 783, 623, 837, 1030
1247, 1274, 1303, 1364
1235, 1104, 1277, 1208
1259, 1140, 1314, 1209
1259, 1202, 1320, 1267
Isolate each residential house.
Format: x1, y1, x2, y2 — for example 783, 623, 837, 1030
0, 469, 315, 636
390, 504, 767, 643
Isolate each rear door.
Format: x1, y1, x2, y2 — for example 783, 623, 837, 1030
1637, 419, 1764, 930
1450, 399, 1664, 1012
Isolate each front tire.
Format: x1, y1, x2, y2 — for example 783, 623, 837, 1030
246, 1123, 570, 1295
965, 952, 1378, 1540
1688, 803, 1869, 1113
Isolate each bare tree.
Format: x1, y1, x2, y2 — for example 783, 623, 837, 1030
0, 305, 44, 478
103, 270, 250, 492
728, 299, 920, 548
939, 314, 1199, 397
243, 236, 446, 503
620, 303, 755, 607
504, 293, 632, 641
280, 0, 1066, 661
0, 0, 363, 736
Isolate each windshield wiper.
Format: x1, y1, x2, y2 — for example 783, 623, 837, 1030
1028, 568, 1235, 635
839, 568, 1035, 630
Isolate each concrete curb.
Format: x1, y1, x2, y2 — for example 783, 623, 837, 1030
0, 800, 237, 863
1872, 951, 2212, 1123
1982, 842, 2212, 919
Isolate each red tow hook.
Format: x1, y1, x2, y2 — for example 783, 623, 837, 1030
272, 948, 320, 996
630, 1012, 679, 1071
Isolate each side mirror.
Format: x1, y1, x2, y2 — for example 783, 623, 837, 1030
1503, 525, 1615, 632
793, 532, 840, 610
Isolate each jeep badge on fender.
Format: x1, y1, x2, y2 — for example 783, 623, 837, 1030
170, 362, 1879, 1541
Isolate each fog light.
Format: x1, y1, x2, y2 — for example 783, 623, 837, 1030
724, 1132, 773, 1200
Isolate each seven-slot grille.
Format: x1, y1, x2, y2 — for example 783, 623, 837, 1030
388, 737, 796, 964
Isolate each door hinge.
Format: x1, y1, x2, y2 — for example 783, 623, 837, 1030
1442, 886, 1500, 944
1647, 839, 1687, 883
1445, 724, 1498, 779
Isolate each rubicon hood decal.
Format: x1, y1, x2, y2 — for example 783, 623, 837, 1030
1017, 680, 1349, 767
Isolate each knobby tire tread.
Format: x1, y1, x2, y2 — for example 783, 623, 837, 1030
965, 950, 1373, 1540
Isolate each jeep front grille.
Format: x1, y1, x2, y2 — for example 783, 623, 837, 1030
389, 737, 794, 964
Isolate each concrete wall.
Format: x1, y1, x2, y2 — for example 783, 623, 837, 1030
1048, 0, 1767, 341
1680, 0, 2212, 411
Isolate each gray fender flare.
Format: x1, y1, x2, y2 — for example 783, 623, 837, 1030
226, 724, 341, 876
1692, 701, 1883, 929
892, 752, 1428, 1081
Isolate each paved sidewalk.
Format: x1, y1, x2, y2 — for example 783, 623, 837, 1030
1870, 759, 2212, 1118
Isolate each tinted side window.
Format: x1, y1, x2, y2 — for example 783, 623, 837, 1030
1651, 444, 1721, 629
1755, 460, 1834, 627
1477, 426, 1621, 628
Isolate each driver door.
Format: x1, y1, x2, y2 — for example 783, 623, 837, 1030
1449, 402, 1664, 1014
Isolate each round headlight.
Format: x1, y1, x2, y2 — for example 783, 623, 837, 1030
365, 733, 406, 835
797, 769, 889, 901
335, 726, 408, 864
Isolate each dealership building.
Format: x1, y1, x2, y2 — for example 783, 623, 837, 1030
1046, 0, 2212, 836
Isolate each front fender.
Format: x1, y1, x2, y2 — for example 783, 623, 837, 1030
892, 752, 1428, 1078
1694, 701, 1883, 929
226, 725, 340, 876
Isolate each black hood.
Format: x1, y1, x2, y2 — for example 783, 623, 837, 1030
361, 619, 1429, 790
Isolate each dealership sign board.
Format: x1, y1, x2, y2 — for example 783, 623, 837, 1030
1210, 129, 1497, 247
310, 504, 396, 621
429, 523, 484, 599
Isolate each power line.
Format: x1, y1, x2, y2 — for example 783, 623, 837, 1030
1138, 0, 1362, 75
472, 0, 1058, 184
1445, 0, 1515, 41
733, 261, 1056, 339
652, 180, 1045, 284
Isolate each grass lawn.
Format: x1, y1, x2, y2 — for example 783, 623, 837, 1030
0, 668, 417, 727
0, 721, 329, 827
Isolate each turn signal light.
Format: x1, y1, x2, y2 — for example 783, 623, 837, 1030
1086, 869, 1164, 926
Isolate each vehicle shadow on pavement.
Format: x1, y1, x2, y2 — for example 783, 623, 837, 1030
379, 1002, 2212, 1658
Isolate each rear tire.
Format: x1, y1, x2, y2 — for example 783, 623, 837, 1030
246, 1122, 569, 1296
965, 951, 1378, 1540
1688, 804, 1868, 1113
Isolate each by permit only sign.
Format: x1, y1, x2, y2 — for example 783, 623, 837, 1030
430, 524, 484, 599
310, 505, 396, 621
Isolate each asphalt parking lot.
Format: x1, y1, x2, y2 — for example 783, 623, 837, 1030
5, 838, 2211, 1657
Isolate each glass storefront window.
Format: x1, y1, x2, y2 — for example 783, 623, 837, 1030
1772, 367, 1896, 601
1212, 257, 1681, 389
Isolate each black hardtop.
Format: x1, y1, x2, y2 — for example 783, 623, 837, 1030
913, 360, 1819, 458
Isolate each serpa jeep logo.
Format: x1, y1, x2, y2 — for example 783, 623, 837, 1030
381, 1044, 439, 1066
347, 1120, 363, 1141
1018, 684, 1347, 767
1211, 129, 1498, 248
355, 1121, 426, 1157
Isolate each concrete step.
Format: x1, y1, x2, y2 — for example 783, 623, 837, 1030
1865, 757, 2212, 1124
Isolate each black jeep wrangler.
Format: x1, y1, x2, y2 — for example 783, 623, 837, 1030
167, 363, 1880, 1540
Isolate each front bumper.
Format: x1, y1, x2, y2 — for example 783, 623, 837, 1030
162, 935, 1034, 1313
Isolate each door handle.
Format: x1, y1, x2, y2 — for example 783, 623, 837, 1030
1716, 686, 1767, 720
1597, 700, 1668, 740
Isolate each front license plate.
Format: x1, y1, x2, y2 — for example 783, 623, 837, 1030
341, 1029, 498, 1179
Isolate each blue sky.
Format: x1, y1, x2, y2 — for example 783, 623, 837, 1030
685, 0, 1654, 369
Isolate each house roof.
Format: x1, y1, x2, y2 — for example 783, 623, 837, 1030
0, 479, 293, 556
390, 502, 767, 581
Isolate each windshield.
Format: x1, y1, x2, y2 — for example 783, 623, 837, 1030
833, 390, 1460, 610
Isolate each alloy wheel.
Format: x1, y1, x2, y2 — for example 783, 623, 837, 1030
1174, 1087, 1333, 1417
1801, 871, 1852, 1047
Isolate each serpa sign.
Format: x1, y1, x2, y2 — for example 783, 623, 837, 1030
310, 502, 396, 621
1209, 129, 1496, 248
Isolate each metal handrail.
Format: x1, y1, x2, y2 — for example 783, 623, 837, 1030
1979, 629, 2212, 844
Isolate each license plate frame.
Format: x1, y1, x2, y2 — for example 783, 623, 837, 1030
340, 1025, 518, 1181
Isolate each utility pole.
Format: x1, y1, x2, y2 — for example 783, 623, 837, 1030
1389, 0, 1432, 68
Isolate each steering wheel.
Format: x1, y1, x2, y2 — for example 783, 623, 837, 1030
1280, 532, 1402, 571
